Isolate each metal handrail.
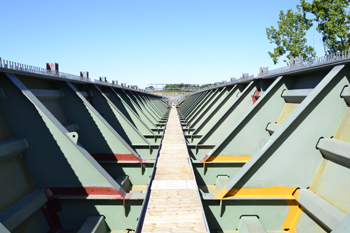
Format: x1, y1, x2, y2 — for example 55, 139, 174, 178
0, 57, 159, 95
0, 59, 91, 82
257, 50, 350, 78
6, 49, 348, 97
190, 49, 350, 95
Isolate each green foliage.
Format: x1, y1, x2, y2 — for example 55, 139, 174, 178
146, 84, 212, 92
300, 0, 350, 54
164, 83, 185, 89
200, 83, 213, 89
163, 83, 202, 92
266, 7, 316, 64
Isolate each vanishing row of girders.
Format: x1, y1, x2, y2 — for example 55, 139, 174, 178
0, 71, 169, 232
178, 64, 350, 232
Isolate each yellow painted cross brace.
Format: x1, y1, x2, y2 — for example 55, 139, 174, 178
214, 186, 303, 232
204, 155, 252, 163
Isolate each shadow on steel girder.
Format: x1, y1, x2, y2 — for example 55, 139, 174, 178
0, 69, 169, 232
178, 64, 350, 233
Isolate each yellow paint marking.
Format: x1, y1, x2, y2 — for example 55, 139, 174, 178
310, 160, 328, 191
205, 156, 252, 163
283, 190, 303, 233
225, 186, 297, 199
213, 186, 297, 200
214, 186, 304, 231
214, 186, 303, 231
212, 186, 228, 200
333, 107, 350, 143
277, 103, 299, 124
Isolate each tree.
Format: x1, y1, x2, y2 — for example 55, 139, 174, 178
266, 7, 316, 64
145, 85, 155, 90
200, 84, 213, 89
300, 0, 350, 55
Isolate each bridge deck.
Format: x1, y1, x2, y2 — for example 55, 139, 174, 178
142, 107, 207, 233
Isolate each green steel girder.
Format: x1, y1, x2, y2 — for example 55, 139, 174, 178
89, 86, 159, 145
127, 90, 163, 120
191, 70, 333, 187
58, 199, 142, 231
140, 93, 168, 117
195, 78, 281, 158
179, 92, 206, 121
188, 81, 259, 159
187, 87, 229, 131
185, 89, 219, 125
202, 200, 291, 232
134, 92, 162, 116
30, 80, 157, 174
104, 87, 163, 136
1, 73, 127, 194
122, 89, 163, 126
135, 92, 170, 120
185, 84, 244, 140
146, 94, 169, 114
195, 65, 350, 232
0, 189, 48, 232
0, 71, 166, 233
136, 94, 163, 118
180, 91, 208, 117
64, 82, 146, 157
79, 84, 159, 146
4, 56, 350, 233
110, 88, 163, 133
115, 89, 164, 130
191, 85, 239, 132
143, 93, 168, 114
182, 90, 213, 120
177, 93, 195, 112
203, 70, 329, 160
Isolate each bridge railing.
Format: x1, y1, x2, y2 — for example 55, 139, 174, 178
191, 49, 350, 95
0, 58, 154, 93
0, 58, 91, 82
258, 50, 350, 77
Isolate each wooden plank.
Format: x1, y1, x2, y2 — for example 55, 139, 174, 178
142, 107, 207, 232
154, 173, 194, 180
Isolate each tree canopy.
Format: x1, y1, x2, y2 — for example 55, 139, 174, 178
266, 7, 315, 64
145, 83, 212, 92
300, 0, 350, 54
199, 84, 213, 89
267, 0, 350, 64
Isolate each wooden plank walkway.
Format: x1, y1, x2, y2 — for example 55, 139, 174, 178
142, 106, 207, 233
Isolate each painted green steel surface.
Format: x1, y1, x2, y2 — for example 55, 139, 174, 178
0, 69, 168, 232
2, 58, 350, 233
178, 64, 350, 232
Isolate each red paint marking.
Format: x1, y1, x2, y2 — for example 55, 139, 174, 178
85, 87, 95, 108
48, 187, 123, 199
251, 89, 261, 104
141, 159, 156, 163
91, 153, 142, 162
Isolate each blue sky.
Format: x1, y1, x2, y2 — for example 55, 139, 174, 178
1, 0, 324, 88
